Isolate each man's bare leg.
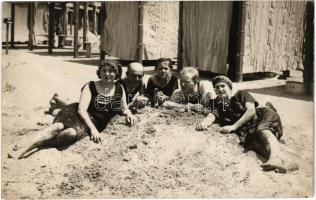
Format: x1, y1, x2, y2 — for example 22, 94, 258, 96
8, 123, 64, 159
258, 130, 299, 173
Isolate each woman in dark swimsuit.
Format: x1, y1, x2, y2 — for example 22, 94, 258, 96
10, 59, 136, 159
196, 75, 299, 173
145, 58, 179, 106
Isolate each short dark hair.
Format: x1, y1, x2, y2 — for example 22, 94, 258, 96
155, 58, 173, 71
212, 75, 233, 90
97, 59, 122, 79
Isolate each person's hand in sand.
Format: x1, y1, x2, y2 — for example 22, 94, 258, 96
90, 128, 102, 143
196, 112, 216, 131
219, 125, 237, 134
126, 113, 137, 126
138, 95, 149, 105
156, 91, 169, 105
186, 103, 203, 112
132, 95, 149, 109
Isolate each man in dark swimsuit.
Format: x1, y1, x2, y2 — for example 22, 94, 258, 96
117, 62, 149, 110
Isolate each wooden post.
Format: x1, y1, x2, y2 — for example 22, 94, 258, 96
92, 5, 97, 34
5, 21, 10, 54
137, 1, 144, 63
83, 2, 88, 50
99, 2, 106, 35
10, 3, 15, 48
69, 8, 73, 36
227, 1, 241, 80
303, 1, 314, 95
74, 2, 79, 58
48, 2, 55, 54
86, 42, 91, 58
62, 3, 68, 36
4, 18, 12, 54
235, 2, 247, 82
177, 1, 183, 71
99, 2, 106, 60
28, 2, 34, 51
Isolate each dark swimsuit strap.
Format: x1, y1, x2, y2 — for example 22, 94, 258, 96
89, 81, 122, 98
89, 81, 98, 96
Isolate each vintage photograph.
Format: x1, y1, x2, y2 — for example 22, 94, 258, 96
1, 1, 314, 198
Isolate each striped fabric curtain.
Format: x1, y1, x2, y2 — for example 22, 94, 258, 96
182, 1, 233, 74
100, 2, 139, 60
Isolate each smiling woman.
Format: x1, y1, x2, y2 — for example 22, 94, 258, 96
9, 59, 137, 159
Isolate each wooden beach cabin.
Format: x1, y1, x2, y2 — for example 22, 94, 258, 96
100, 1, 312, 84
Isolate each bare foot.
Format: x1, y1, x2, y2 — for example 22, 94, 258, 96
52, 93, 67, 107
284, 160, 299, 172
8, 123, 64, 159
7, 142, 29, 159
261, 158, 287, 173
47, 94, 58, 115
8, 148, 28, 159
7, 142, 33, 159
261, 158, 299, 173
47, 93, 66, 115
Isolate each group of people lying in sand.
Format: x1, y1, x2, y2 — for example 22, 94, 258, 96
9, 58, 299, 173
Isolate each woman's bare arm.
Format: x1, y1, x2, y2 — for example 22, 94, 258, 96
78, 83, 101, 142
120, 86, 137, 126
220, 102, 256, 134
234, 102, 256, 129
196, 113, 216, 130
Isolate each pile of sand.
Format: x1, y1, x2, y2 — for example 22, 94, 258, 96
2, 107, 311, 198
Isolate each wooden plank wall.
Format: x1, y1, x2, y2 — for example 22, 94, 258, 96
242, 1, 306, 73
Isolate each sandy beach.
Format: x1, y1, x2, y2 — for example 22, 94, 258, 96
1, 48, 313, 198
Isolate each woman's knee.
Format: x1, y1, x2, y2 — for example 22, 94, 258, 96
257, 129, 275, 138
52, 123, 64, 130
54, 128, 77, 146
62, 128, 77, 138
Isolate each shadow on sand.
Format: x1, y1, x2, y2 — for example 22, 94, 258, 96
16, 139, 78, 159
247, 85, 313, 102
3, 45, 49, 50
31, 51, 100, 58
